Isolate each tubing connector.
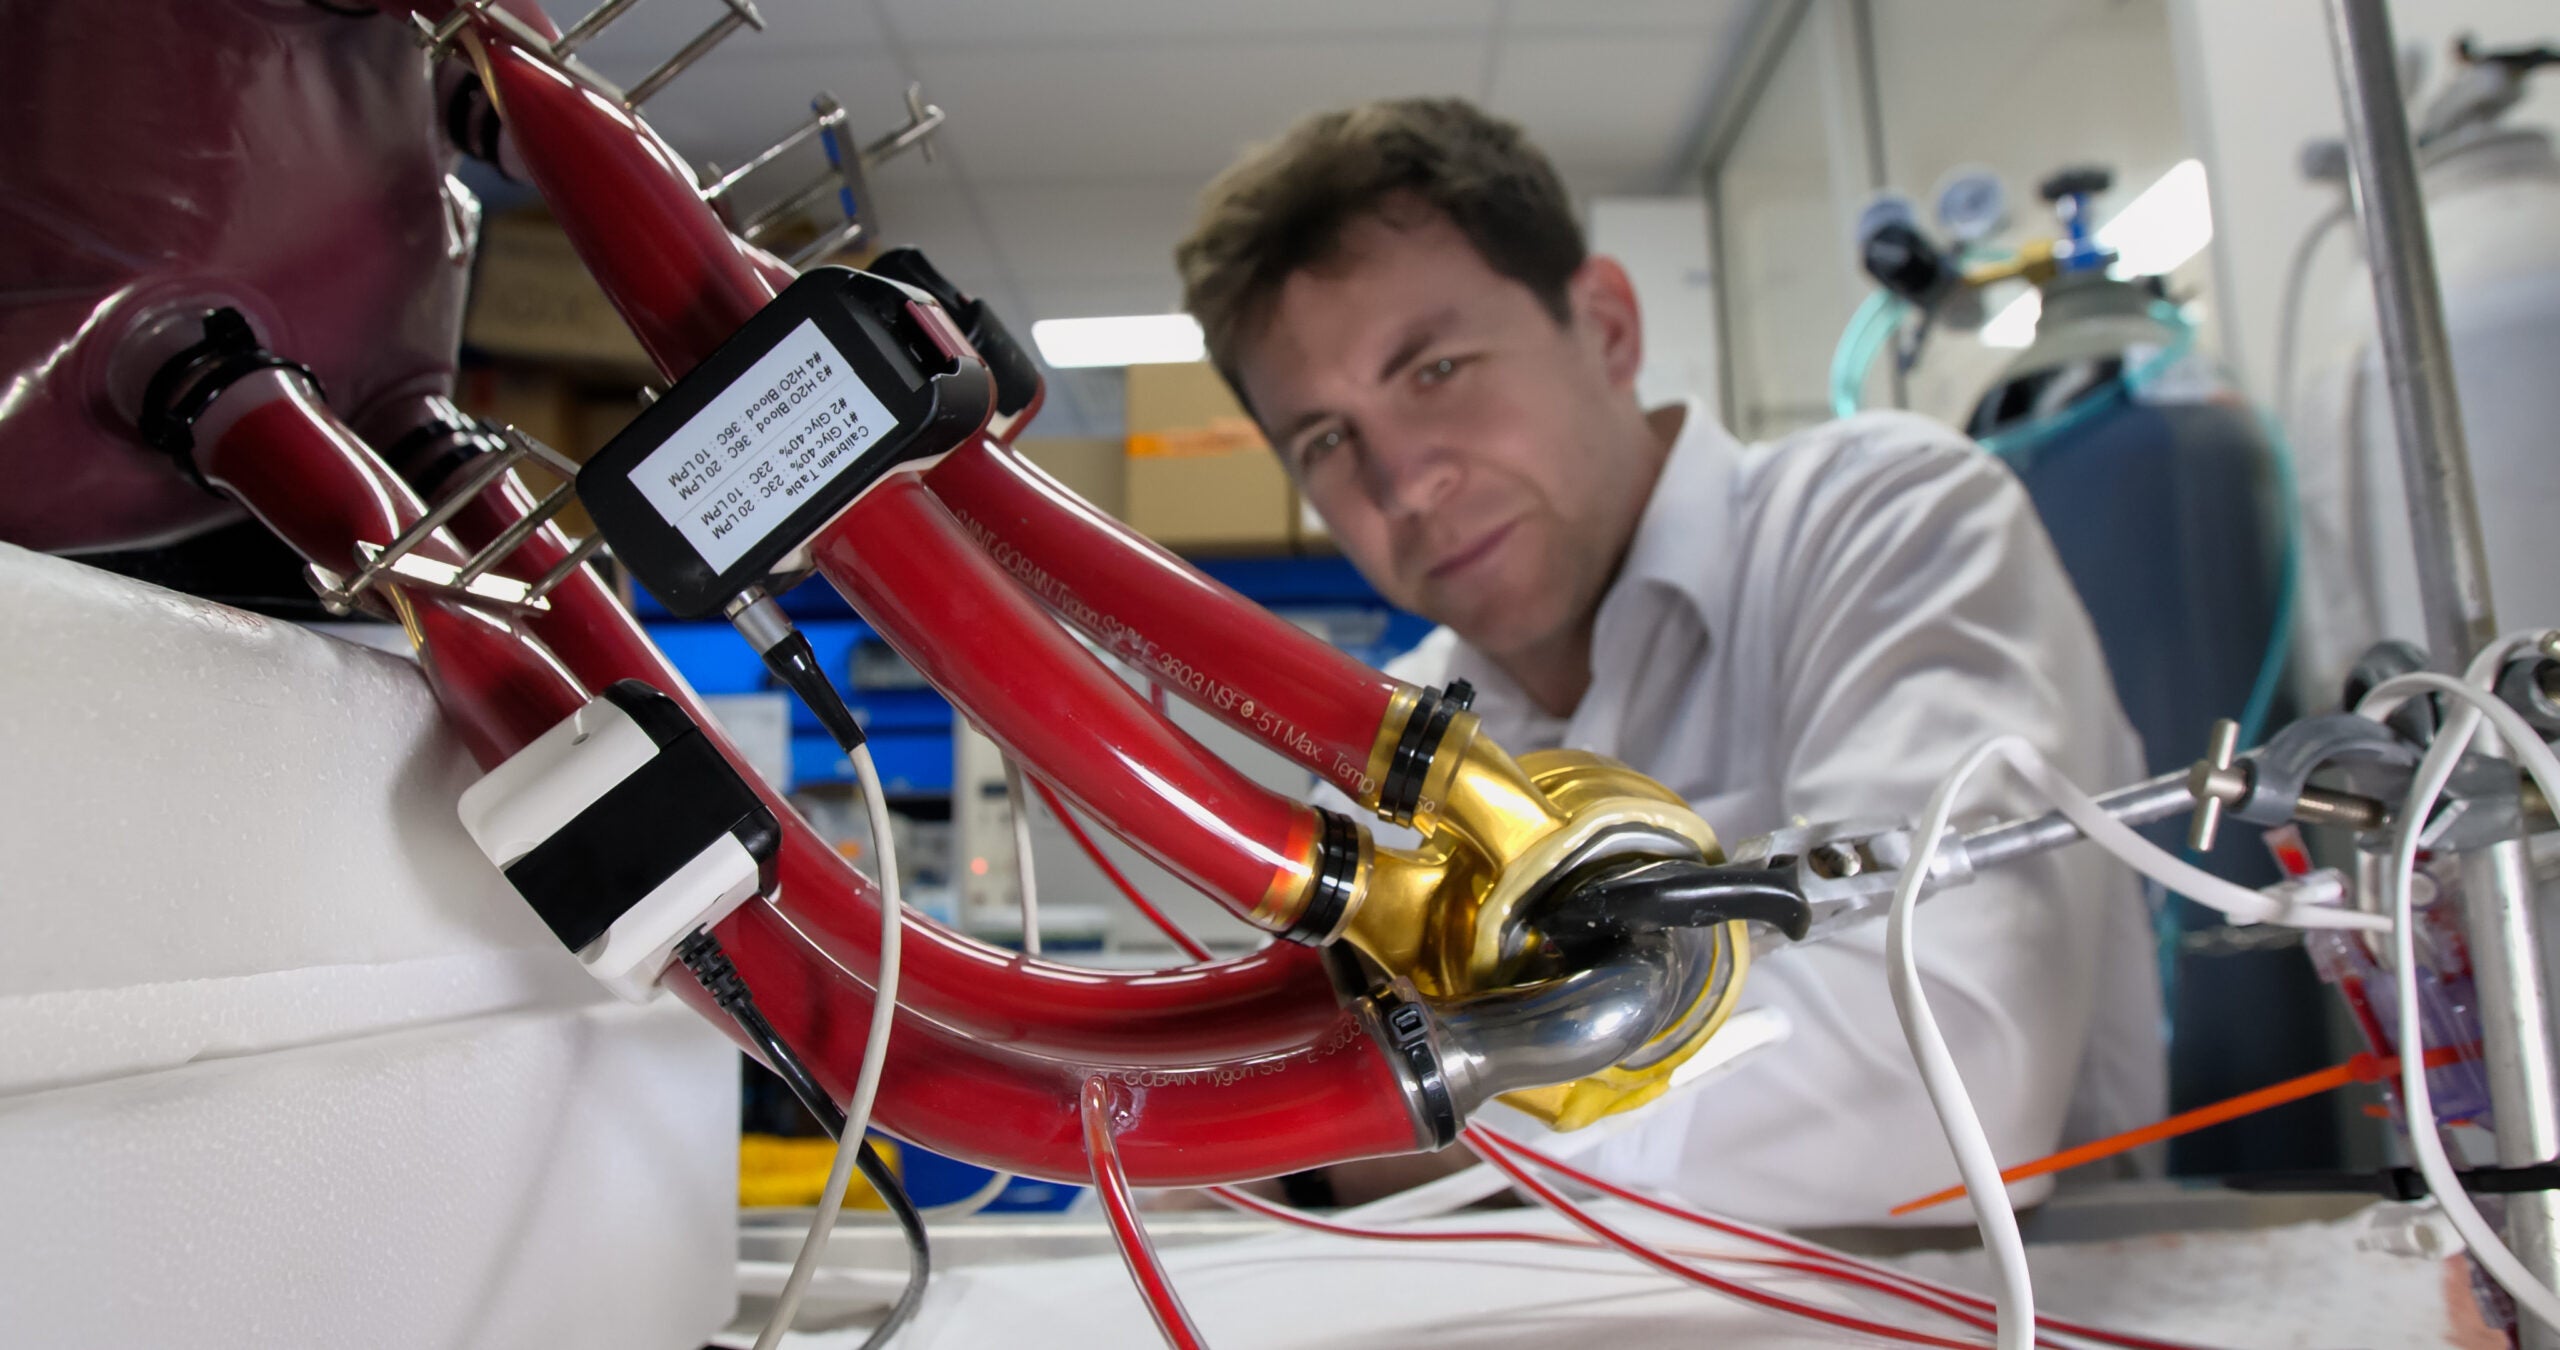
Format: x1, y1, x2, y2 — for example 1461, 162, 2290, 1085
1341, 684, 1766, 1130
136, 308, 320, 469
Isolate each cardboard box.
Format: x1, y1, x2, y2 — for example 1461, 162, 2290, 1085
1015, 436, 1126, 520
1122, 362, 1293, 552
453, 365, 580, 454
464, 213, 656, 377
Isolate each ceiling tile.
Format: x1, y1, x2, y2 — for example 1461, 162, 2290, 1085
1010, 275, 1189, 323
546, 0, 889, 85
879, 0, 1497, 47
969, 180, 1203, 284
899, 38, 1489, 180
1485, 34, 1723, 188
616, 52, 921, 165
1504, 0, 1756, 35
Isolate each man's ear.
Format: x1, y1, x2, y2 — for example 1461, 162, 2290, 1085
1568, 255, 1644, 391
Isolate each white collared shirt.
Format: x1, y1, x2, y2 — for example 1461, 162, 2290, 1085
1382, 403, 2165, 1226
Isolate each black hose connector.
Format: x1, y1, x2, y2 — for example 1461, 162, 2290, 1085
1286, 808, 1362, 945
137, 308, 320, 470
1377, 679, 1474, 826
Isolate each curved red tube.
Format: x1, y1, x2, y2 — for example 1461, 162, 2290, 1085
201, 381, 1427, 1181
470, 33, 775, 380
1086, 1079, 1211, 1349
927, 436, 1405, 802
684, 900, 1421, 1185
813, 475, 1332, 938
296, 10, 1438, 1178
436, 471, 1349, 1059
1029, 777, 1216, 962
195, 378, 587, 764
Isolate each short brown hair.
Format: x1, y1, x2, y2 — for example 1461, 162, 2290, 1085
1176, 97, 1584, 392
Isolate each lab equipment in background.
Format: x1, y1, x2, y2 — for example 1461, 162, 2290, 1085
1844, 167, 2292, 849
952, 718, 1026, 935
1844, 164, 2308, 1173
2287, 35, 2560, 702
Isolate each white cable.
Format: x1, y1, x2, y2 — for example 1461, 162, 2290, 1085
754, 743, 907, 1350
2361, 690, 2560, 1333
1004, 758, 1041, 957
921, 1166, 1014, 1222
1993, 742, 2391, 932
2465, 628, 2560, 690
1887, 735, 2036, 1350
2360, 670, 2560, 835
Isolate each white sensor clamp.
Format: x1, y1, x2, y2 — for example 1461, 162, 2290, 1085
459, 680, 780, 1003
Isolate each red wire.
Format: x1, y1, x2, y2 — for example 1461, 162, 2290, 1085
1204, 1185, 2009, 1337
1085, 1079, 1210, 1350
1028, 776, 1215, 961
1481, 1132, 2209, 1350
1040, 800, 2190, 1350
1463, 1126, 1987, 1348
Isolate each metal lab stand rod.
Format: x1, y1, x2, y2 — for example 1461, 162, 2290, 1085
2324, 0, 2498, 661
2325, 2, 2556, 1339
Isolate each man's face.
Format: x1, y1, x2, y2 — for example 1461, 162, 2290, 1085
1233, 206, 1650, 663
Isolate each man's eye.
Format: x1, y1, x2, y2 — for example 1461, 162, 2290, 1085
1298, 428, 1346, 467
1416, 356, 1461, 387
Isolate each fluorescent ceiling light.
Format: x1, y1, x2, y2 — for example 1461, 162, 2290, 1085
2096, 158, 2213, 277
1975, 159, 2212, 351
1030, 314, 1204, 368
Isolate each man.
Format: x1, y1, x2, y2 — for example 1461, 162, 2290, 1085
1175, 98, 2163, 1226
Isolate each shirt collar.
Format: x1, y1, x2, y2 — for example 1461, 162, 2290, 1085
1433, 398, 1738, 729
1611, 398, 1742, 629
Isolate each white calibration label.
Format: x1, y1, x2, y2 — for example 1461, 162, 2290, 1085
634, 319, 901, 572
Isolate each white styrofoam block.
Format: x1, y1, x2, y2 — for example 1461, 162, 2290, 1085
0, 1002, 738, 1350
0, 545, 741, 1346
0, 950, 593, 1097
0, 542, 566, 998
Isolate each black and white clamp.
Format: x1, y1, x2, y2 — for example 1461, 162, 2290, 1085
458, 679, 781, 1002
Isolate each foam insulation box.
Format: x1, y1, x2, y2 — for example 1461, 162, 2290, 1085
0, 542, 738, 1350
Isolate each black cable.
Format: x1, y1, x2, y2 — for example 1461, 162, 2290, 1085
1528, 856, 1815, 963
756, 628, 870, 755
676, 929, 928, 1349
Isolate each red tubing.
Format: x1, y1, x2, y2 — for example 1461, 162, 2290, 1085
927, 436, 1406, 801
1465, 1129, 1985, 1350
1489, 1136, 2206, 1350
1029, 777, 1216, 962
471, 33, 775, 380
1204, 1186, 2023, 1341
813, 475, 1329, 937
310, 10, 1435, 1180
196, 380, 589, 765
201, 380, 1425, 1182
1086, 1079, 1212, 1350
431, 474, 1355, 1062
677, 900, 1420, 1184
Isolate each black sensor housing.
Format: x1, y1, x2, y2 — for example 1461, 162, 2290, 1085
578, 266, 995, 618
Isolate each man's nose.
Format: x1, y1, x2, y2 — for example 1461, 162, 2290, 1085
1362, 421, 1462, 521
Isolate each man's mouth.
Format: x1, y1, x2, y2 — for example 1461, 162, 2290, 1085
1426, 519, 1517, 582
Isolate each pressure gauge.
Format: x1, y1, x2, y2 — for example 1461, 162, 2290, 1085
1933, 167, 2009, 245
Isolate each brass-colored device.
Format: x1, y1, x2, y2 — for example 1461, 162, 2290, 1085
1332, 685, 1754, 1130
